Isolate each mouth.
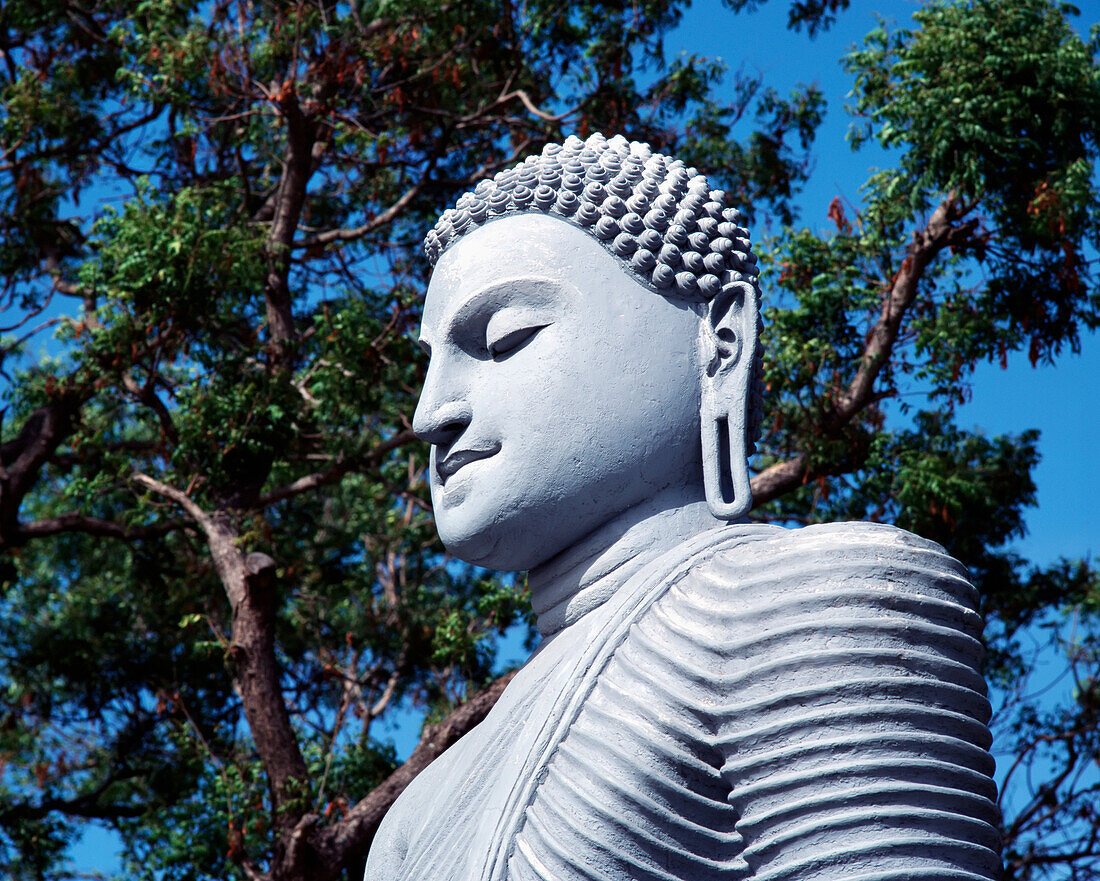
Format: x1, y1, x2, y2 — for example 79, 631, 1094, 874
436, 443, 501, 485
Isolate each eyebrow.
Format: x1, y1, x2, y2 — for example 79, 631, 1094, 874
421, 275, 566, 349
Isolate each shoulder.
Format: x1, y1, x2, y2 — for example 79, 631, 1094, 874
697, 520, 966, 575
687, 528, 1002, 878
662, 521, 983, 648
688, 521, 975, 601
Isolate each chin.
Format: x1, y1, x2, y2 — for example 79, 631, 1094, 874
437, 523, 500, 568
431, 470, 547, 569
434, 496, 567, 570
431, 490, 509, 567
436, 517, 540, 571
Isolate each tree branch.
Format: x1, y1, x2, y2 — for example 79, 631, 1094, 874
262, 92, 321, 354
295, 671, 517, 879
0, 395, 87, 548
0, 794, 146, 822
748, 197, 981, 509
828, 197, 968, 427
256, 430, 417, 507
502, 89, 576, 123
295, 183, 425, 248
0, 767, 149, 823
132, 473, 216, 536
132, 473, 310, 832
749, 454, 809, 508
18, 512, 182, 542
123, 374, 180, 445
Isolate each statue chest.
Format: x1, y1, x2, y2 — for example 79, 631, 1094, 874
367, 585, 743, 881
367, 524, 1004, 881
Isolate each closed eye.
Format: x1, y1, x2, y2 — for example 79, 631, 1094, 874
488, 325, 546, 360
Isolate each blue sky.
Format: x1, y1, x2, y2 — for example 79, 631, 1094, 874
68, 0, 1099, 872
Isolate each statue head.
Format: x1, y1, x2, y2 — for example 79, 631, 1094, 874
414, 133, 764, 571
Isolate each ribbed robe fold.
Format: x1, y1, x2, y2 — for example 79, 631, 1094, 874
366, 522, 1001, 881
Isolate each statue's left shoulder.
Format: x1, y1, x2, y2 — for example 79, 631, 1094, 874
662, 522, 1002, 881
686, 521, 980, 628
781, 520, 968, 573
706, 519, 969, 573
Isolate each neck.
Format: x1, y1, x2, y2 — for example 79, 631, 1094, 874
528, 486, 721, 638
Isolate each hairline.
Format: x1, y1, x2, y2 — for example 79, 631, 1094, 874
432, 211, 713, 311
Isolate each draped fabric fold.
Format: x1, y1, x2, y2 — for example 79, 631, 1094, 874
366, 522, 1001, 881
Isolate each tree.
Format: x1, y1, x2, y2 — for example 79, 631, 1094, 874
754, 3, 1100, 877
0, 2, 823, 878
0, 1, 1095, 879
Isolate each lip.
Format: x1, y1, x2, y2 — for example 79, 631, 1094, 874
436, 443, 501, 484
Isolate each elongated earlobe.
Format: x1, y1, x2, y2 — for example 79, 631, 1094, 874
701, 396, 752, 519
700, 278, 758, 520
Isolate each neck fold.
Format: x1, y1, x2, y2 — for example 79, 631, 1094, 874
528, 489, 722, 638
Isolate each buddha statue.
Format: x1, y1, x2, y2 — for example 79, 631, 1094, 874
365, 134, 1002, 881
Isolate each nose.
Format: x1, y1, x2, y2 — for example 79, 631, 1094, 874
413, 362, 472, 448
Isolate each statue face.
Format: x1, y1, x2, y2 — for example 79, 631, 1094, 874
414, 214, 705, 571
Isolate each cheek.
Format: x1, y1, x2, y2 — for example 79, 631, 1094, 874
611, 334, 699, 419
480, 329, 588, 416
472, 314, 700, 468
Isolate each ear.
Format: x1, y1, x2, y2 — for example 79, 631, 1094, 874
700, 277, 759, 520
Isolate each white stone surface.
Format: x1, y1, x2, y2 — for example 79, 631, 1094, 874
365, 136, 1001, 881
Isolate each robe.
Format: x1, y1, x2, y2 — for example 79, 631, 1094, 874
366, 522, 1002, 881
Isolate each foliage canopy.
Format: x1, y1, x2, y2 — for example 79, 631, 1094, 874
0, 1, 1097, 879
